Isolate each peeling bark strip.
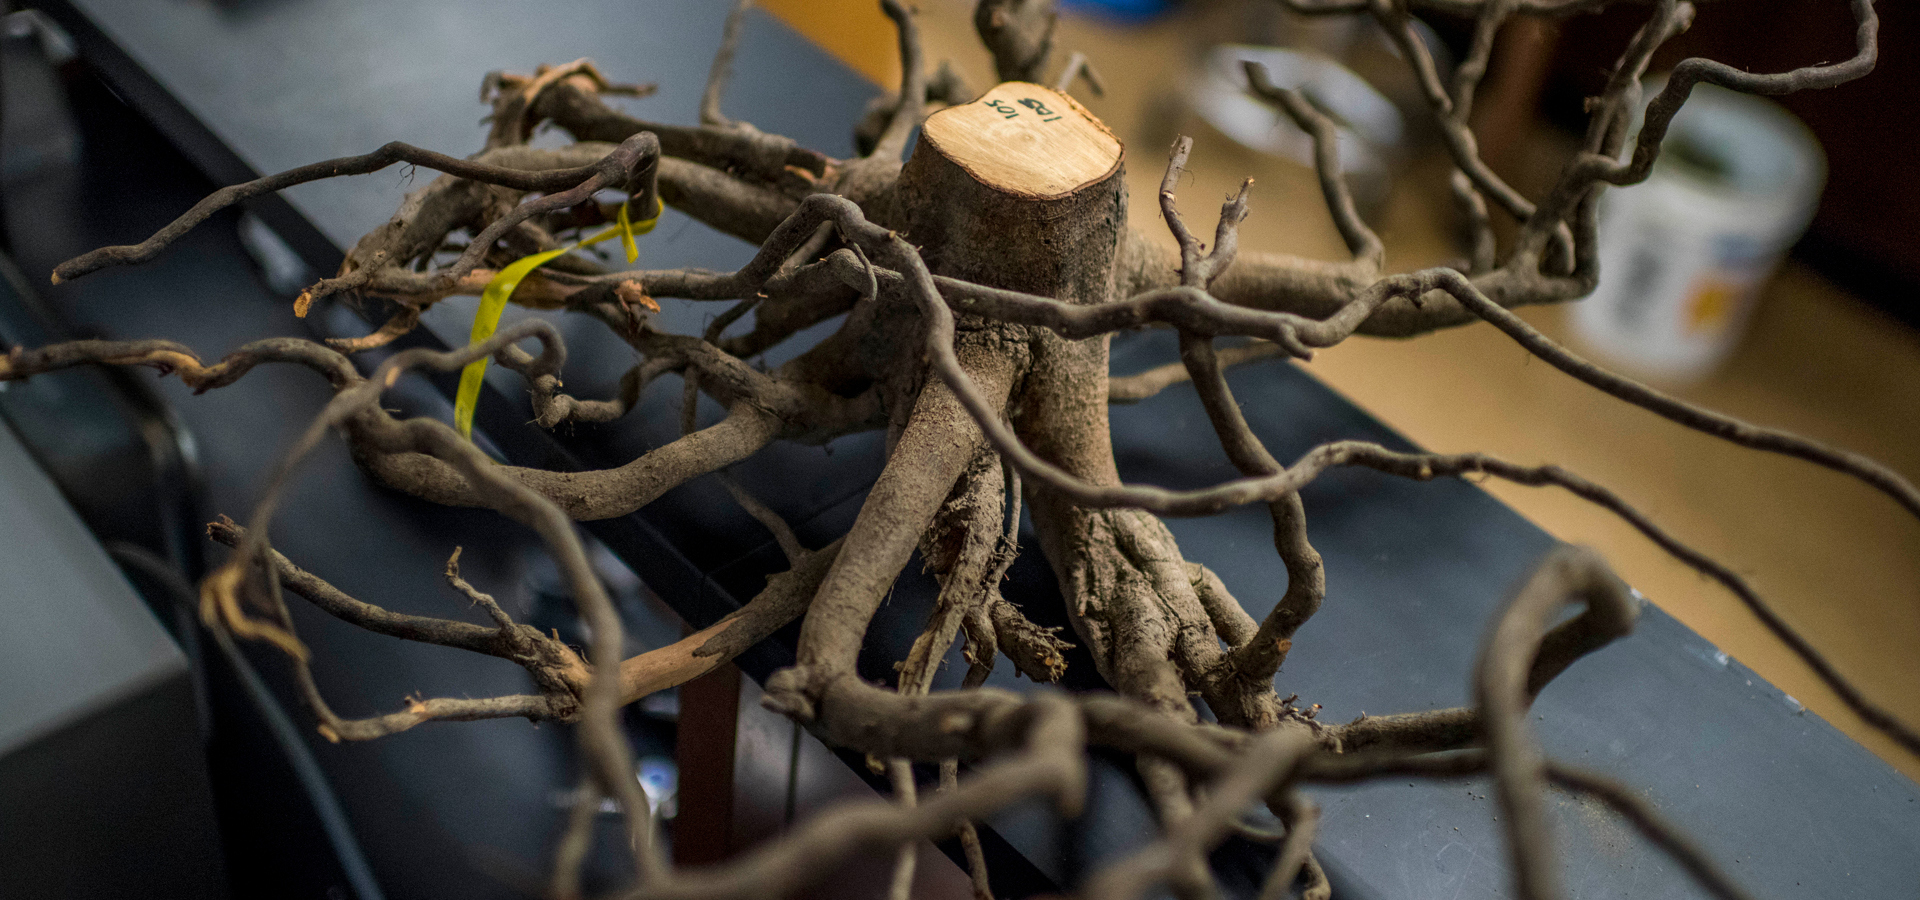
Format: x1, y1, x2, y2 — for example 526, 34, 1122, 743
10, 2, 1916, 899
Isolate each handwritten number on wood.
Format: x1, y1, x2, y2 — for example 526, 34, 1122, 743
981, 96, 1064, 123
1018, 97, 1063, 122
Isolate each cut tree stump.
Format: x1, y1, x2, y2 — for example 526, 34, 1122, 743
918, 82, 1122, 202
895, 81, 1126, 304
894, 82, 1162, 716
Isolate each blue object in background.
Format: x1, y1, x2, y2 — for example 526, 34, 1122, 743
1061, 0, 1175, 24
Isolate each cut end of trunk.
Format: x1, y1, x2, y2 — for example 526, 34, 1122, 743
920, 82, 1122, 200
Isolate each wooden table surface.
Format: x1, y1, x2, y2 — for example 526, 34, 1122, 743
764, 0, 1920, 780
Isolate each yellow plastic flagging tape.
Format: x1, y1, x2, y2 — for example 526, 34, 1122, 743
454, 196, 662, 439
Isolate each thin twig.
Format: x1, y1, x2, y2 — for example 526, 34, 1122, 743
1052, 50, 1106, 97
51, 140, 645, 284
869, 0, 928, 163
701, 0, 754, 128
1107, 341, 1283, 404
1243, 64, 1385, 271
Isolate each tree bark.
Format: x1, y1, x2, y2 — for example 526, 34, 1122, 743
888, 83, 1253, 739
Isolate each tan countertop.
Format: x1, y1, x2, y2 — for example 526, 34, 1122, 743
764, 0, 1920, 779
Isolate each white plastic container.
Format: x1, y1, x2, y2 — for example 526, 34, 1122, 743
1571, 78, 1825, 383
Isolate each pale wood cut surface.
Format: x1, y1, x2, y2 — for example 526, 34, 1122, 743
922, 81, 1122, 199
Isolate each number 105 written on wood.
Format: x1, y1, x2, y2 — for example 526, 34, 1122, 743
983, 97, 1062, 122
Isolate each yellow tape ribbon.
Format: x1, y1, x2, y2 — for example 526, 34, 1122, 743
454, 196, 661, 439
